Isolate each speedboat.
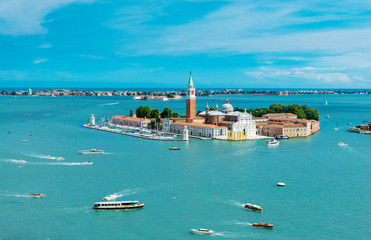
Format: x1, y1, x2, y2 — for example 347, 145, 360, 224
326, 115, 330, 118
253, 222, 274, 228
13, 160, 27, 164
347, 122, 352, 125
277, 182, 286, 187
79, 149, 104, 154
169, 147, 180, 150
55, 157, 64, 161
244, 203, 263, 211
28, 193, 45, 198
81, 161, 93, 165
103, 194, 119, 201
265, 139, 279, 147
93, 201, 144, 209
333, 128, 338, 131
21, 140, 28, 143
191, 228, 214, 235
338, 142, 346, 146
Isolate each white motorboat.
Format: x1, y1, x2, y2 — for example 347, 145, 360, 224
265, 139, 280, 147
93, 201, 144, 209
244, 203, 263, 211
191, 228, 214, 235
333, 128, 338, 131
79, 149, 104, 154
55, 157, 64, 161
326, 115, 330, 118
338, 141, 347, 147
103, 194, 119, 201
325, 100, 328, 105
21, 140, 28, 143
81, 161, 93, 165
277, 182, 286, 187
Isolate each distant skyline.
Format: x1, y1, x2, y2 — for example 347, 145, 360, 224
1, 0, 371, 88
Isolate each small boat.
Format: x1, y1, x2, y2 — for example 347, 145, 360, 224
191, 228, 214, 235
14, 160, 27, 164
81, 161, 93, 165
21, 140, 28, 143
252, 222, 274, 228
347, 122, 352, 125
325, 100, 328, 105
338, 142, 346, 146
28, 193, 45, 198
103, 194, 119, 201
79, 149, 104, 154
326, 115, 330, 118
55, 157, 64, 161
169, 147, 180, 150
244, 203, 263, 211
277, 182, 285, 187
93, 201, 144, 209
265, 139, 279, 147
333, 128, 338, 131
275, 135, 289, 139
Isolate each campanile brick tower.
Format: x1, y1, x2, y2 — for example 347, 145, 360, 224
186, 72, 196, 120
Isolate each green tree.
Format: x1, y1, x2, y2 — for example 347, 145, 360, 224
136, 105, 151, 118
149, 108, 160, 118
129, 109, 133, 117
305, 107, 319, 120
161, 107, 173, 118
294, 108, 306, 119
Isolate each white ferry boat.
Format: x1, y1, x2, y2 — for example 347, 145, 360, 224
94, 201, 144, 209
79, 149, 104, 154
191, 229, 214, 235
265, 139, 280, 147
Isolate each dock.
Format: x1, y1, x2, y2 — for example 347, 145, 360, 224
83, 124, 186, 141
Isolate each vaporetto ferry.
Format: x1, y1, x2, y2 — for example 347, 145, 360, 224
93, 201, 144, 210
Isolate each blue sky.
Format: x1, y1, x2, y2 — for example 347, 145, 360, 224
1, 0, 371, 89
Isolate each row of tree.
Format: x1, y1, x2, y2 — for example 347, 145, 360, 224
234, 104, 319, 120
134, 105, 184, 118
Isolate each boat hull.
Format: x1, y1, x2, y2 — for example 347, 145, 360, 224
253, 223, 274, 228
94, 205, 144, 210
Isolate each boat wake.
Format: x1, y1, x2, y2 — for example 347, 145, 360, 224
3, 192, 28, 198
114, 188, 141, 198
27, 153, 64, 161
99, 102, 119, 106
214, 231, 249, 238
33, 162, 85, 166
3, 159, 27, 164
229, 200, 245, 208
234, 221, 253, 226
338, 142, 349, 148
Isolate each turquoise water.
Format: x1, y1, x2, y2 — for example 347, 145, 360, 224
0, 95, 370, 240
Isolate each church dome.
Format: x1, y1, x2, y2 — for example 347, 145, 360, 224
221, 99, 233, 113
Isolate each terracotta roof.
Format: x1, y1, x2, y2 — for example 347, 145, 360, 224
172, 122, 227, 129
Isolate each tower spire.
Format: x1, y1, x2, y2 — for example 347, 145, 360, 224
188, 71, 194, 88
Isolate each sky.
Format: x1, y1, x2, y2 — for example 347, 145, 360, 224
1, 0, 371, 89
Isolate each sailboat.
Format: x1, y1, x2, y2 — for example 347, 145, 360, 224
325, 100, 328, 105
169, 140, 180, 150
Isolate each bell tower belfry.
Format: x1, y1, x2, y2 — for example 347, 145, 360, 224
186, 72, 196, 120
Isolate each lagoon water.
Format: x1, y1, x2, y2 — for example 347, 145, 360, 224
0, 94, 370, 239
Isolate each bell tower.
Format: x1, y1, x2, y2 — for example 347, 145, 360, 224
186, 72, 196, 120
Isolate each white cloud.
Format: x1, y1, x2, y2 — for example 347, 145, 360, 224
38, 44, 51, 48
79, 54, 105, 59
33, 58, 48, 64
0, 0, 95, 36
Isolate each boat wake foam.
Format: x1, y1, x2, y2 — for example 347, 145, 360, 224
114, 188, 141, 198
33, 162, 84, 166
230, 200, 245, 208
3, 159, 27, 164
27, 153, 65, 161
99, 102, 119, 106
234, 221, 253, 226
3, 193, 28, 198
214, 231, 249, 238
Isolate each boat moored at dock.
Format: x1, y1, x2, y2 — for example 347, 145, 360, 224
244, 203, 263, 211
93, 201, 144, 209
79, 149, 104, 154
